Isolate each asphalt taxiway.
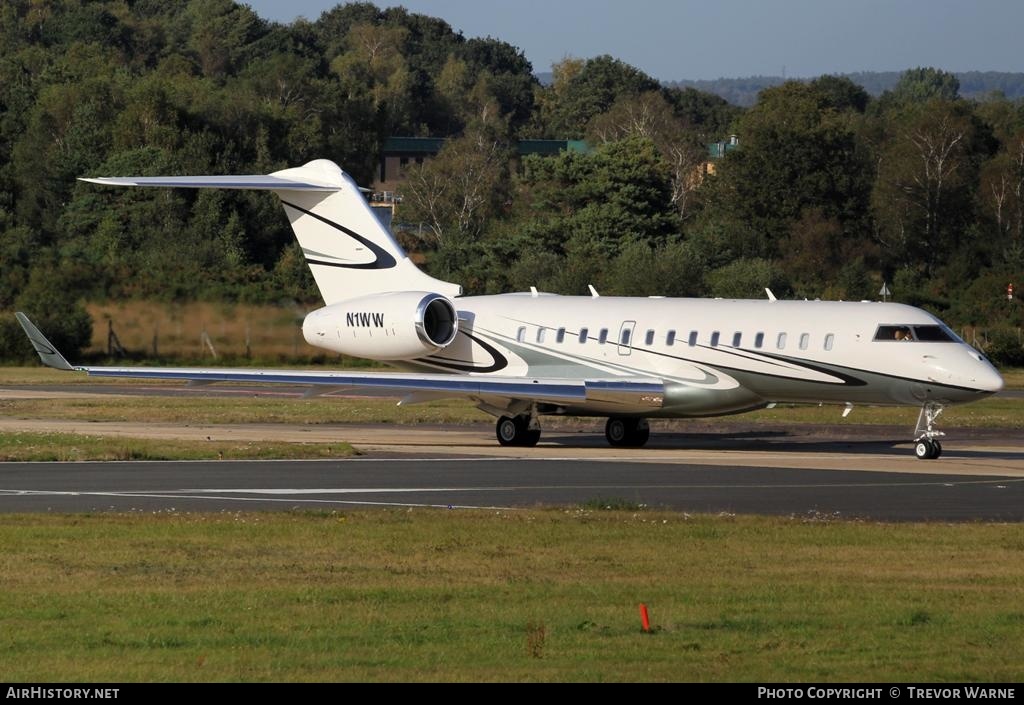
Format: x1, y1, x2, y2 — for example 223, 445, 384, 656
2, 382, 1022, 520
1, 451, 1021, 520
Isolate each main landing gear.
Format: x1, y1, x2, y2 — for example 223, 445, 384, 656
494, 415, 652, 448
913, 402, 944, 460
495, 414, 541, 447
605, 417, 650, 448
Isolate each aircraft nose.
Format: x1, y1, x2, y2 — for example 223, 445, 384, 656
969, 356, 1004, 393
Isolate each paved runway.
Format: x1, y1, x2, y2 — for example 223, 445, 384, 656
0, 457, 1021, 520
2, 380, 1022, 520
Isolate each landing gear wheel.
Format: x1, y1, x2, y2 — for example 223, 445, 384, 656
605, 418, 650, 448
496, 415, 540, 447
914, 439, 941, 460
912, 403, 945, 460
606, 418, 629, 446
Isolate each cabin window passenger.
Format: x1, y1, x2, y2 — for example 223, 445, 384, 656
536, 328, 546, 343
777, 332, 787, 349
516, 327, 526, 343
579, 327, 588, 343
599, 328, 609, 344
556, 328, 566, 343
688, 331, 698, 346
645, 330, 655, 346
620, 328, 631, 345
799, 333, 809, 350
824, 333, 834, 351
754, 332, 764, 348
710, 331, 720, 347
732, 332, 742, 347
666, 330, 676, 346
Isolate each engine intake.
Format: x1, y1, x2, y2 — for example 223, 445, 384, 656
302, 292, 459, 361
415, 294, 458, 348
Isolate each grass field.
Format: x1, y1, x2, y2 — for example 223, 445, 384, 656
85, 301, 311, 361
0, 432, 356, 461
0, 510, 1021, 682
0, 392, 1020, 429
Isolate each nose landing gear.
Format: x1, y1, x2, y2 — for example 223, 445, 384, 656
913, 402, 944, 460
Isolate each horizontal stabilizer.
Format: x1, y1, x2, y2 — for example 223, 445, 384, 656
77, 158, 462, 303
79, 175, 338, 191
14, 313, 74, 371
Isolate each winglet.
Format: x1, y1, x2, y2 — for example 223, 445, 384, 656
14, 313, 75, 371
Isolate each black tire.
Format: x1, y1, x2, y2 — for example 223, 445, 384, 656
496, 416, 523, 446
606, 418, 629, 446
606, 418, 650, 447
915, 439, 937, 460
522, 429, 541, 447
496, 415, 540, 447
631, 422, 650, 447
932, 441, 942, 459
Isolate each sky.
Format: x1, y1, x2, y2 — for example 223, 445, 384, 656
243, 0, 1024, 81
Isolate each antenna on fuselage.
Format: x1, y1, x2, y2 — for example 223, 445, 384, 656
588, 285, 600, 298
765, 288, 777, 301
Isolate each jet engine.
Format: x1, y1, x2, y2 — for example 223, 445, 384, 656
302, 292, 458, 360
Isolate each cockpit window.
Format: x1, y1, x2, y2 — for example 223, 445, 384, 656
874, 325, 913, 341
874, 325, 957, 342
912, 325, 956, 342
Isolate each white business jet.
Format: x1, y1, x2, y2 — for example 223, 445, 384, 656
16, 160, 1003, 459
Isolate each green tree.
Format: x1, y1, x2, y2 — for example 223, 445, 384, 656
704, 80, 873, 249
706, 258, 783, 299
331, 22, 413, 134
586, 91, 708, 221
888, 67, 961, 105
541, 55, 661, 138
663, 86, 743, 139
979, 131, 1024, 265
520, 136, 677, 259
601, 238, 706, 297
399, 131, 512, 244
871, 100, 983, 273
13, 268, 93, 361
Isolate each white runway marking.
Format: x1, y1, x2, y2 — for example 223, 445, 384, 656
0, 489, 516, 510
2, 476, 1020, 503
180, 487, 482, 494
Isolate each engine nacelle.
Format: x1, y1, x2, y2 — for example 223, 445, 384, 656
302, 292, 458, 360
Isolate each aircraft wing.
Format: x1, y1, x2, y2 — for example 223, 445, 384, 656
15, 313, 665, 410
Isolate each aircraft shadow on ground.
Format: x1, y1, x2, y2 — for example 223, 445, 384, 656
541, 430, 1024, 460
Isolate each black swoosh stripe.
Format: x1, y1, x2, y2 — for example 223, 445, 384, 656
756, 351, 994, 393
281, 200, 397, 270
423, 331, 508, 373
752, 351, 867, 386
499, 315, 860, 387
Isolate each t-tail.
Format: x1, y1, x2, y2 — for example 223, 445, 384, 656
80, 159, 461, 304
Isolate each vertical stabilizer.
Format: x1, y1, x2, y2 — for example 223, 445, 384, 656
80, 159, 462, 304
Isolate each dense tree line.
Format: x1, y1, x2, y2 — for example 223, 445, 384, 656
669, 71, 1024, 108
1, 2, 1023, 364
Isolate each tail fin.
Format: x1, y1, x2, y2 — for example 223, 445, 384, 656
15, 312, 74, 370
81, 159, 461, 304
